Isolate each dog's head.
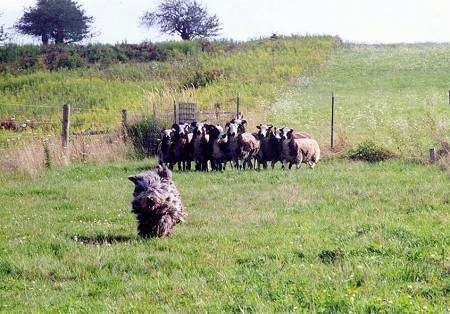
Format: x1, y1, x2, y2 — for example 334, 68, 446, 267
128, 165, 173, 212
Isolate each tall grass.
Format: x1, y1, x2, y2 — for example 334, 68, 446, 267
0, 133, 130, 175
0, 36, 339, 135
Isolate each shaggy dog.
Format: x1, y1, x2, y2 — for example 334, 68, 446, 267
128, 165, 186, 237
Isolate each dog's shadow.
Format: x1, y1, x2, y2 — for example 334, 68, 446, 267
71, 234, 135, 245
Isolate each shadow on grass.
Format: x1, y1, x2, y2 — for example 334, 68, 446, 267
71, 234, 136, 245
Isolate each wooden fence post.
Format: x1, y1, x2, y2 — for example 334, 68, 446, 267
121, 109, 128, 141
215, 103, 220, 124
429, 148, 436, 162
236, 92, 240, 118
61, 104, 70, 149
330, 92, 335, 150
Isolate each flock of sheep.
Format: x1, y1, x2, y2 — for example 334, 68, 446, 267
157, 114, 320, 171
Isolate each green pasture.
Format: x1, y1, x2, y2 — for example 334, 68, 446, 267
0, 159, 448, 312
270, 43, 450, 157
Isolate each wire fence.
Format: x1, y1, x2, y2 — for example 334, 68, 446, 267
0, 97, 241, 153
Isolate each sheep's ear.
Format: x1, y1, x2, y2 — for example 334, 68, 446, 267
268, 125, 273, 129
156, 165, 172, 180
256, 125, 260, 129
241, 120, 247, 125
128, 176, 137, 184
225, 122, 230, 127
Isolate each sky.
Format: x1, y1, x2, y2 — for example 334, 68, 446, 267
1, 0, 449, 44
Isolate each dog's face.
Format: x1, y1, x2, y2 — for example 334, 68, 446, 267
128, 165, 173, 212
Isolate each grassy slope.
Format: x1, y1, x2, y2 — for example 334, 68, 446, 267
0, 36, 337, 147
0, 160, 448, 312
270, 43, 450, 157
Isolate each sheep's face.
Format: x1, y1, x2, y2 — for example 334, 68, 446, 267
226, 119, 246, 137
279, 127, 294, 140
256, 124, 273, 138
271, 127, 282, 141
205, 124, 225, 140
172, 123, 191, 138
160, 129, 174, 142
191, 121, 205, 136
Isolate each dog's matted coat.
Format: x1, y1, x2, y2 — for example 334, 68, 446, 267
128, 165, 186, 237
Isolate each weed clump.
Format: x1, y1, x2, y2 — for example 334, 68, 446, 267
126, 116, 167, 159
319, 249, 343, 264
347, 140, 395, 162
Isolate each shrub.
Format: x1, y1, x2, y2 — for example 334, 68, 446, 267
116, 42, 161, 62
182, 68, 225, 89
0, 44, 41, 63
347, 140, 395, 162
125, 116, 168, 159
157, 40, 200, 59
43, 45, 86, 70
81, 44, 120, 65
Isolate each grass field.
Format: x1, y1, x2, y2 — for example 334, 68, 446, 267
0, 159, 448, 312
0, 38, 449, 312
270, 43, 450, 158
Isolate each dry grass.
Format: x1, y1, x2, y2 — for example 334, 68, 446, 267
0, 132, 130, 175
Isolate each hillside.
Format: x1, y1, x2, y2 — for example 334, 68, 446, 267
270, 43, 450, 158
0, 36, 339, 148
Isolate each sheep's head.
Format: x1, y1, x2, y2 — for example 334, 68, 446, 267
256, 124, 273, 138
279, 127, 294, 140
226, 119, 246, 137
191, 121, 207, 136
160, 129, 174, 142
271, 127, 282, 141
171, 123, 191, 138
205, 124, 225, 140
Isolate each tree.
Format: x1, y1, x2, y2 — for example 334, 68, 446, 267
141, 0, 221, 40
0, 12, 8, 42
15, 0, 93, 45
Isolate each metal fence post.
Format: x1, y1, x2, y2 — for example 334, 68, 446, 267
331, 92, 335, 150
173, 101, 177, 124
